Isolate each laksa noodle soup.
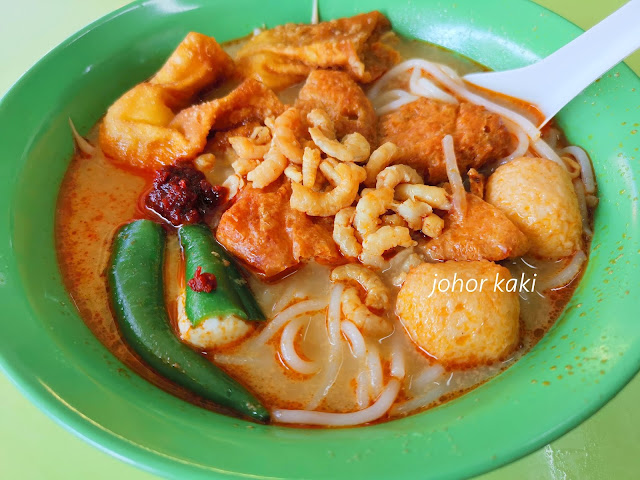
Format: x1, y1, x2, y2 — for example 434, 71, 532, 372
56, 11, 597, 426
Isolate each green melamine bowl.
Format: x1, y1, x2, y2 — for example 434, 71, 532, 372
0, 0, 638, 478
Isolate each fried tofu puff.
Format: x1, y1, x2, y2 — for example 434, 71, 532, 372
378, 98, 511, 183
485, 157, 582, 258
295, 70, 378, 145
216, 182, 342, 279
396, 261, 520, 368
151, 32, 236, 107
422, 193, 529, 261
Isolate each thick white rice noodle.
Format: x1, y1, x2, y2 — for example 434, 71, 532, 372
215, 299, 325, 366
366, 345, 384, 399
410, 364, 445, 392
249, 299, 326, 347
393, 368, 449, 415
391, 383, 446, 416
532, 138, 564, 165
340, 320, 373, 409
561, 155, 582, 179
409, 67, 458, 104
341, 321, 366, 359
307, 285, 344, 410
270, 283, 300, 314
273, 379, 400, 426
544, 127, 561, 150
559, 146, 596, 194
542, 251, 587, 290
389, 334, 406, 379
442, 134, 467, 218
498, 119, 529, 165
280, 316, 319, 375
355, 370, 370, 409
573, 179, 593, 237
373, 89, 419, 115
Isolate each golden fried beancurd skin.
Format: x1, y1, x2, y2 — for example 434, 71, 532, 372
151, 32, 235, 107
236, 11, 400, 90
99, 32, 247, 170
396, 261, 520, 368
485, 157, 582, 258
101, 77, 282, 170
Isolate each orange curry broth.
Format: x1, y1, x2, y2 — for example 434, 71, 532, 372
55, 36, 591, 424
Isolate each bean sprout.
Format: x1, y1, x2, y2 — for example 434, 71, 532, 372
442, 134, 467, 219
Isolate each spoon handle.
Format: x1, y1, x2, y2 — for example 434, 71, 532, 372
464, 0, 640, 126
535, 0, 640, 120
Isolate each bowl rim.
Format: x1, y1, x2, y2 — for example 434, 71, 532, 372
1, 1, 639, 479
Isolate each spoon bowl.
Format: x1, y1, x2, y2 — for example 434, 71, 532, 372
463, 0, 640, 127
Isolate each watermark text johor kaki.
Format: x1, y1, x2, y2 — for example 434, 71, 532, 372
427, 273, 537, 297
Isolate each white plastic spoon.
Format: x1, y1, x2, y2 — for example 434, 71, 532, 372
463, 0, 640, 128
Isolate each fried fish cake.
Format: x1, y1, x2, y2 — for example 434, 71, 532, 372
422, 193, 529, 261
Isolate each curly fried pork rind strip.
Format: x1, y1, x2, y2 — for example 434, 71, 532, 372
290, 162, 366, 217
236, 11, 400, 90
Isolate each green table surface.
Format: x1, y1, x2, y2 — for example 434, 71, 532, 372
1, 1, 639, 478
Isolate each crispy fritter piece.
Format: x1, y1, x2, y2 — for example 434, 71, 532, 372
236, 11, 400, 90
216, 183, 342, 279
101, 76, 283, 170
378, 98, 512, 183
295, 70, 377, 145
151, 32, 235, 107
421, 194, 529, 261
